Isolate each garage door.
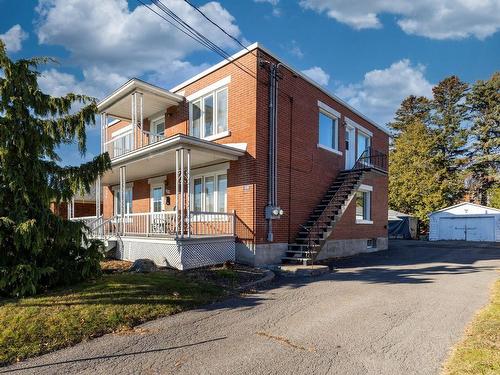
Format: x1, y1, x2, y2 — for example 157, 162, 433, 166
438, 217, 495, 241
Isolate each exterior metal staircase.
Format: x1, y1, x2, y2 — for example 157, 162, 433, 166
282, 148, 388, 265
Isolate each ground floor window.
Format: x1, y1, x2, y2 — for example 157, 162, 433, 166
192, 173, 227, 213
355, 188, 371, 223
114, 187, 133, 215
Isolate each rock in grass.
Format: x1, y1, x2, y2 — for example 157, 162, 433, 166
129, 259, 157, 273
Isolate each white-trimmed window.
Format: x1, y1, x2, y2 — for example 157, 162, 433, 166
356, 131, 371, 159
114, 187, 133, 215
151, 117, 165, 136
192, 173, 227, 213
190, 87, 228, 139
355, 185, 372, 223
318, 110, 339, 151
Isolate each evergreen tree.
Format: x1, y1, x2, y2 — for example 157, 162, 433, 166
387, 95, 431, 137
429, 76, 469, 205
0, 41, 111, 297
465, 72, 500, 205
389, 120, 445, 228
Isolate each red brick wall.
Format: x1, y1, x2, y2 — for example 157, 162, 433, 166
255, 50, 389, 244
100, 47, 388, 246
51, 201, 99, 219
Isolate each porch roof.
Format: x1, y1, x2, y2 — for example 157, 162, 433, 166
102, 133, 247, 185
97, 78, 184, 119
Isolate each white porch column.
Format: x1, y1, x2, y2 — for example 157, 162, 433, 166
139, 92, 144, 147
131, 93, 136, 150
95, 176, 101, 218
174, 148, 190, 238
175, 149, 179, 236
119, 166, 126, 235
67, 197, 75, 219
100, 112, 108, 154
180, 148, 185, 239
186, 149, 191, 238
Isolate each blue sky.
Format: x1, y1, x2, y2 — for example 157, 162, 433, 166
1, 0, 499, 165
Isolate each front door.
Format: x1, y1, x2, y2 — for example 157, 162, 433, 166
345, 125, 356, 169
150, 184, 164, 233
151, 185, 163, 213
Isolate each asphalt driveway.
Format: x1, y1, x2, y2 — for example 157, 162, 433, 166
4, 240, 499, 375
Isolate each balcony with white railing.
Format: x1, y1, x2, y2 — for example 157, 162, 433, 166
76, 211, 236, 239
103, 128, 167, 159
97, 78, 184, 160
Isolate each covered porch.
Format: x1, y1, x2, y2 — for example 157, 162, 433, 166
92, 133, 246, 240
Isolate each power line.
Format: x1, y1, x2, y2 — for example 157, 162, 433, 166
135, 0, 257, 80
182, 0, 252, 54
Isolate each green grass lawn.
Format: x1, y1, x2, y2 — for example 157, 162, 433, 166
443, 279, 500, 375
0, 272, 227, 366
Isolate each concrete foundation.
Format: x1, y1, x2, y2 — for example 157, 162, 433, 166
236, 242, 288, 266
316, 237, 388, 261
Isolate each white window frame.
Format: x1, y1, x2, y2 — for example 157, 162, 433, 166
150, 183, 165, 213
356, 184, 373, 224
356, 130, 372, 159
151, 116, 165, 136
189, 164, 229, 219
189, 86, 229, 141
317, 109, 341, 155
112, 184, 133, 216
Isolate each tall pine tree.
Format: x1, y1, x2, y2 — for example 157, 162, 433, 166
430, 76, 469, 206
387, 95, 431, 137
0, 41, 111, 297
465, 72, 500, 205
389, 120, 445, 228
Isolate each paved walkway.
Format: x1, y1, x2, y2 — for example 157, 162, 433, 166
4, 241, 499, 375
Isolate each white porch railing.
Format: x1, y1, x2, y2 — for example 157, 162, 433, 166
189, 211, 235, 236
73, 211, 236, 238
119, 211, 177, 237
103, 127, 166, 159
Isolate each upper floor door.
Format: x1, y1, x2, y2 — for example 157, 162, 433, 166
345, 125, 356, 169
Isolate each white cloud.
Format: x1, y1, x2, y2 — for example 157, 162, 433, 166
35, 0, 243, 98
287, 40, 304, 58
254, 0, 279, 4
299, 0, 500, 39
336, 59, 433, 126
301, 66, 330, 86
0, 25, 28, 52
254, 0, 281, 16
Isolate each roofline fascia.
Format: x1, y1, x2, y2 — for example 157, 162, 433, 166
97, 78, 184, 112
170, 42, 390, 135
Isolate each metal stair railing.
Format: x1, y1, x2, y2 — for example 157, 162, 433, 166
301, 148, 387, 263
352, 147, 388, 173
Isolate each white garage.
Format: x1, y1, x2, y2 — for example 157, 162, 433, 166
429, 202, 500, 242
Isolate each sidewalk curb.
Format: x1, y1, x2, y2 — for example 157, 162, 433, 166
237, 269, 275, 291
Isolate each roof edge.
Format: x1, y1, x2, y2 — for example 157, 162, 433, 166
429, 201, 500, 215
170, 42, 390, 136
98, 78, 184, 112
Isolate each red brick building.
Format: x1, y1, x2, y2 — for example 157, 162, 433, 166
90, 44, 389, 269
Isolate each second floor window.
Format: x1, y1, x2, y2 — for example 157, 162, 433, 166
318, 111, 339, 151
191, 87, 228, 139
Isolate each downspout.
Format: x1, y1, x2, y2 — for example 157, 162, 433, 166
262, 60, 284, 242
267, 63, 278, 242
